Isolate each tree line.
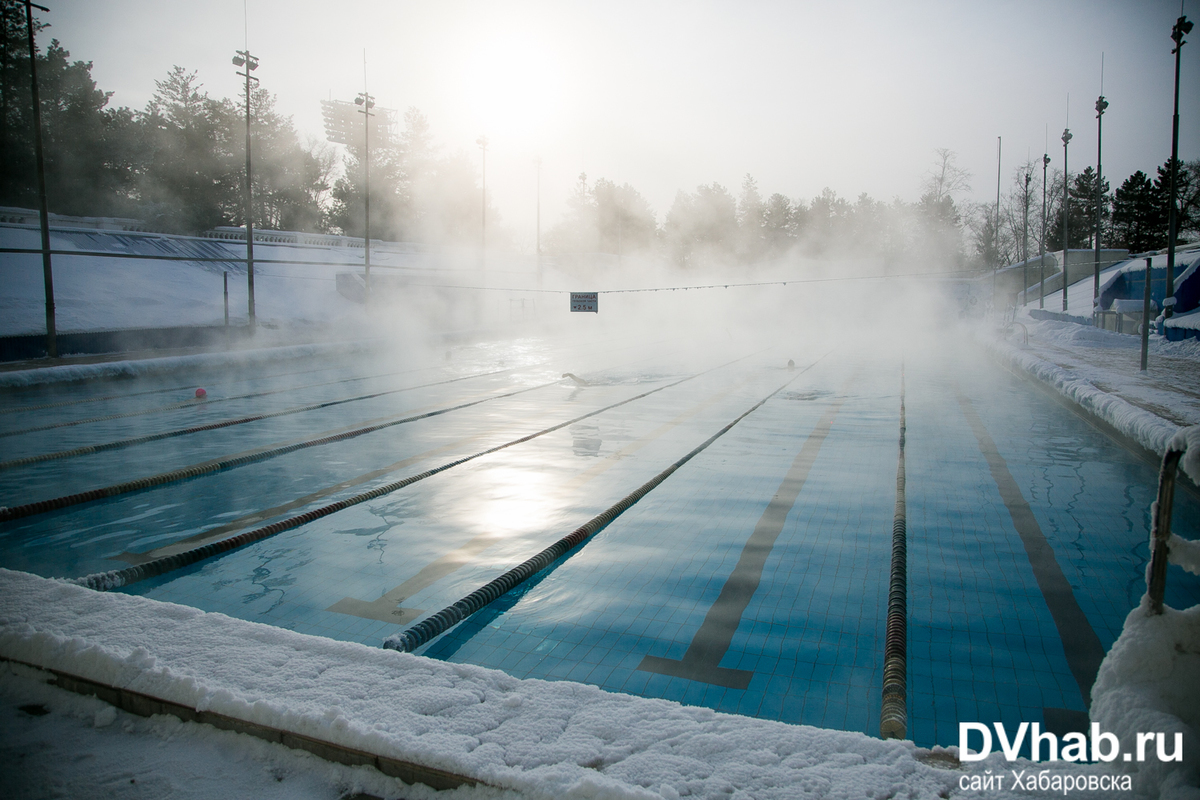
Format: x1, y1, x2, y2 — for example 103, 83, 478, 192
0, 11, 496, 244
2, 11, 1196, 270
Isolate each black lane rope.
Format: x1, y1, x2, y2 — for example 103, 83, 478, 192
880, 360, 907, 740
0, 382, 557, 523
69, 355, 758, 591
0, 364, 520, 438
0, 360, 355, 414
0, 368, 533, 471
382, 357, 827, 654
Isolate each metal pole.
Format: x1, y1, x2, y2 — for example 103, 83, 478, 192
224, 271, 229, 326
1062, 127, 1072, 312
477, 136, 488, 267
535, 156, 542, 288
234, 49, 258, 329
1040, 153, 1049, 309
1094, 92, 1108, 316
1165, 15, 1192, 320
992, 136, 1001, 311
356, 83, 374, 304
1022, 171, 1030, 306
1141, 257, 1151, 371
24, 0, 55, 358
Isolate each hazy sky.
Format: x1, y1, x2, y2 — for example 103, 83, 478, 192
38, 0, 1200, 244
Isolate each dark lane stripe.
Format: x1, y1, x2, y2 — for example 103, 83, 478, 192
638, 378, 853, 690
954, 385, 1105, 707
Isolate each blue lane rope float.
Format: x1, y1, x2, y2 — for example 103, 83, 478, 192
381, 354, 831, 655
68, 357, 762, 591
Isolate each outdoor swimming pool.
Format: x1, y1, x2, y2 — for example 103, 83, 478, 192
1, 332, 1197, 751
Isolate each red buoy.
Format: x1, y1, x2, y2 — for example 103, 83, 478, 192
195, 388, 207, 399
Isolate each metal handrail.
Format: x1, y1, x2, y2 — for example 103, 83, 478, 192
1147, 432, 1194, 614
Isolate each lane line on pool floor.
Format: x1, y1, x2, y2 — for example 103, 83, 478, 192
636, 371, 858, 690
953, 383, 1105, 709
328, 377, 754, 624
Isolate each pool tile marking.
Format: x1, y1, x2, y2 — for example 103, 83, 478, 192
954, 385, 1105, 707
638, 379, 853, 690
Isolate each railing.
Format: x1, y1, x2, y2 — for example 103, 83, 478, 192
1147, 429, 1197, 614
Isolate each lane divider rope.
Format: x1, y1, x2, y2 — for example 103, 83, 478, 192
382, 356, 828, 654
0, 370, 533, 471
68, 355, 758, 591
880, 360, 908, 740
0, 364, 520, 438
0, 383, 555, 522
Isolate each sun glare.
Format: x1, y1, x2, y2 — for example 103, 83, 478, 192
458, 34, 565, 143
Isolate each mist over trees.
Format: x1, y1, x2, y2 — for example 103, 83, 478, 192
3, 11, 1198, 269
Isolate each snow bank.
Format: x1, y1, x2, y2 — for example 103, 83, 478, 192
0, 568, 1109, 799
1090, 599, 1200, 800
982, 334, 1181, 457
0, 339, 385, 389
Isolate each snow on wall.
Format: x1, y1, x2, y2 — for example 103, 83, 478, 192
0, 568, 1115, 800
981, 334, 1181, 457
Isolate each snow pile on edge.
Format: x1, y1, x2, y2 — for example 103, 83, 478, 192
0, 568, 1113, 800
982, 334, 1181, 457
1090, 599, 1200, 800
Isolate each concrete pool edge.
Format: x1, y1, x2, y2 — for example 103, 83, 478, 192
10, 567, 1081, 798
0, 656, 483, 793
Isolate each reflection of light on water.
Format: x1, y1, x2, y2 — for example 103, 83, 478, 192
462, 463, 558, 537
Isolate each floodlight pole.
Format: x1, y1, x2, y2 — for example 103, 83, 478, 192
1165, 14, 1192, 320
993, 136, 1001, 312
1022, 170, 1031, 305
233, 49, 259, 328
535, 156, 542, 287
1040, 153, 1050, 309
477, 136, 488, 268
1093, 93, 1108, 315
24, 0, 55, 357
1061, 127, 1072, 312
355, 91, 375, 303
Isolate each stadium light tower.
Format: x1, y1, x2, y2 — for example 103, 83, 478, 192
1061, 126, 1072, 312
1165, 14, 1193, 320
1093, 92, 1108, 312
355, 91, 375, 302
232, 49, 259, 328
1040, 152, 1050, 309
477, 135, 489, 263
23, 1, 55, 357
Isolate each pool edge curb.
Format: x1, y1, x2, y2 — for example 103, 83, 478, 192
0, 655, 487, 793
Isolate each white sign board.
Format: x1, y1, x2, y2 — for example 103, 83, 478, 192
570, 292, 598, 313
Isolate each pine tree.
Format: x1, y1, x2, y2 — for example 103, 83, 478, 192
1111, 171, 1161, 253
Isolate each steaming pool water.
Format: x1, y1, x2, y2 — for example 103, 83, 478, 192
2, 331, 1198, 750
